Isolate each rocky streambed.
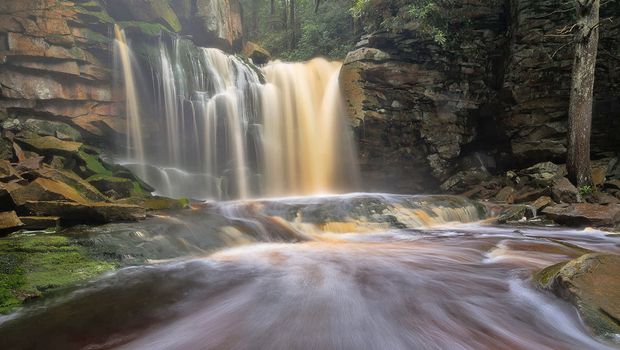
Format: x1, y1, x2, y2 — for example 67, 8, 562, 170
0, 194, 618, 349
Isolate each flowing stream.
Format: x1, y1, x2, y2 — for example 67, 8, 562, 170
13, 29, 611, 350
0, 194, 618, 349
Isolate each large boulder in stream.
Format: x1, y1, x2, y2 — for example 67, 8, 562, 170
535, 254, 620, 340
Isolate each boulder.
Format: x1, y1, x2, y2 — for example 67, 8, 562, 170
22, 119, 82, 141
441, 168, 491, 193
106, 0, 182, 32
0, 211, 23, 233
242, 41, 271, 65
531, 196, 555, 211
519, 161, 565, 185
23, 201, 146, 223
605, 179, 620, 191
497, 204, 536, 224
551, 177, 579, 203
34, 167, 109, 202
514, 186, 552, 203
16, 136, 82, 156
542, 204, 620, 227
18, 216, 61, 230
87, 175, 135, 198
535, 254, 620, 339
0, 160, 20, 182
8, 178, 90, 206
494, 186, 516, 204
0, 137, 12, 160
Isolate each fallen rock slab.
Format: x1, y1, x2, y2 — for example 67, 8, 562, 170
535, 254, 620, 340
19, 216, 61, 230
9, 177, 90, 206
542, 204, 620, 227
23, 201, 146, 223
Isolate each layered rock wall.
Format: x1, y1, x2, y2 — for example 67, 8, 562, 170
341, 0, 508, 193
341, 0, 620, 193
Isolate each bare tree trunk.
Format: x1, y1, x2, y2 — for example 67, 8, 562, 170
290, 0, 296, 48
567, 0, 600, 187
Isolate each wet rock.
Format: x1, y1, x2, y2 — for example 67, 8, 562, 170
8, 178, 90, 206
551, 177, 579, 203
0, 138, 12, 160
531, 196, 555, 211
33, 167, 109, 202
605, 179, 620, 192
242, 41, 271, 65
87, 175, 134, 198
519, 162, 565, 185
19, 216, 61, 230
22, 119, 82, 142
535, 254, 620, 340
16, 137, 83, 156
23, 201, 146, 223
0, 160, 20, 182
0, 211, 24, 233
441, 168, 491, 193
542, 204, 620, 227
494, 186, 516, 204
514, 186, 552, 203
496, 204, 536, 224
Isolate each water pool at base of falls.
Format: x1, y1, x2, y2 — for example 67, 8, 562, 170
0, 194, 618, 350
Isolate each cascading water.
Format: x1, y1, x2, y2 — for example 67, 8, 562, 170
115, 32, 359, 200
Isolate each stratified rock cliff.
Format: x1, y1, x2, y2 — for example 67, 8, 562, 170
341, 0, 620, 194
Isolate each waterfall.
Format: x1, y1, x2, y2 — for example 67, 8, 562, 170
113, 25, 145, 178
117, 33, 359, 200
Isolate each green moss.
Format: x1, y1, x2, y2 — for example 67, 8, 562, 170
0, 234, 116, 314
77, 150, 112, 176
533, 261, 566, 287
118, 21, 171, 37
142, 197, 190, 210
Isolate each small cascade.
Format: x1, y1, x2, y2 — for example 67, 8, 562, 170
118, 32, 359, 200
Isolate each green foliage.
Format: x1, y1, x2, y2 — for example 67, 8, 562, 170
579, 185, 593, 196
240, 0, 357, 61
351, 0, 452, 45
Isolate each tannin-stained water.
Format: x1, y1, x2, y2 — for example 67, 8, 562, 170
115, 31, 358, 200
0, 194, 618, 350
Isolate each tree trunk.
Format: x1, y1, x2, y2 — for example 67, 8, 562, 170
290, 0, 296, 48
567, 0, 600, 188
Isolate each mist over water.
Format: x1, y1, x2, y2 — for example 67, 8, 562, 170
114, 29, 358, 200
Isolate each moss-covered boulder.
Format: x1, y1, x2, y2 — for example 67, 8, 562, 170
22, 119, 82, 142
86, 174, 134, 198
0, 233, 116, 313
535, 254, 620, 341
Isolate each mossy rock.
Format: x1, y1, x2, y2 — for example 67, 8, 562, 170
107, 0, 181, 33
118, 196, 190, 211
16, 137, 83, 157
0, 233, 116, 314
534, 254, 620, 341
86, 174, 134, 198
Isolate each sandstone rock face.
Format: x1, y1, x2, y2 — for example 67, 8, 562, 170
341, 0, 620, 193
535, 254, 620, 340
0, 211, 23, 233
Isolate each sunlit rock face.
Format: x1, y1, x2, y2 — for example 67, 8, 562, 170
341, 0, 620, 194
0, 0, 121, 141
